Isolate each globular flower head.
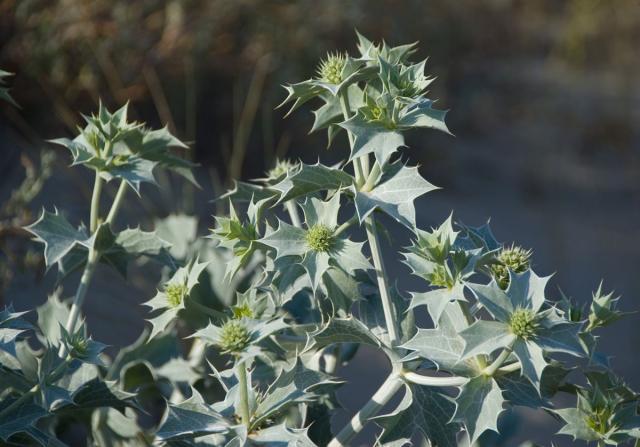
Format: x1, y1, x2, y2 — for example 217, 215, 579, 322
67, 332, 90, 359
509, 308, 539, 339
165, 282, 188, 308
491, 245, 532, 289
306, 224, 334, 252
266, 158, 298, 181
317, 52, 347, 85
220, 320, 251, 353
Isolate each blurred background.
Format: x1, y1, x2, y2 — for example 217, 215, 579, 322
0, 0, 639, 445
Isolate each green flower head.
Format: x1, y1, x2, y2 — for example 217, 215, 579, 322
317, 52, 346, 85
232, 303, 254, 319
267, 158, 297, 181
165, 282, 188, 308
220, 320, 251, 353
509, 308, 539, 339
67, 332, 90, 359
306, 224, 334, 252
491, 245, 532, 289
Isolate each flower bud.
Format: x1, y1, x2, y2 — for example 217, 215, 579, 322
491, 245, 532, 289
220, 320, 251, 353
317, 52, 346, 85
165, 282, 188, 308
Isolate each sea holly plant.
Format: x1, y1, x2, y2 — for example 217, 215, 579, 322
1, 33, 639, 447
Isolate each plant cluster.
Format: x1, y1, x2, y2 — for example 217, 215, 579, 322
1, 33, 638, 447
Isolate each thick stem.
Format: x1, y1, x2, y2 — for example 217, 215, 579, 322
285, 200, 301, 228
328, 373, 404, 447
402, 371, 468, 387
237, 360, 251, 427
89, 172, 104, 233
365, 217, 400, 346
361, 161, 382, 192
334, 215, 358, 237
60, 177, 128, 357
58, 248, 100, 357
482, 343, 514, 377
105, 180, 127, 225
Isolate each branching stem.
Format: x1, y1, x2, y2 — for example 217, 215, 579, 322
482, 343, 515, 377
90, 172, 103, 233
402, 371, 468, 387
328, 372, 404, 447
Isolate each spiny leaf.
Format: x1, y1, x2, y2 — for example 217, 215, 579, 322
453, 376, 505, 445
353, 162, 438, 229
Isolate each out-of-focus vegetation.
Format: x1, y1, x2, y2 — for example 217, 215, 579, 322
1, 0, 639, 177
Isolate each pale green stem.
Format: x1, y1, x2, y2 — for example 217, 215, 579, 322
89, 172, 103, 233
496, 361, 521, 375
285, 200, 301, 228
59, 177, 128, 357
338, 92, 366, 186
482, 343, 515, 377
338, 89, 399, 346
402, 371, 468, 387
58, 248, 100, 357
105, 180, 127, 225
361, 161, 382, 192
334, 215, 358, 237
328, 372, 404, 447
237, 359, 251, 427
365, 217, 400, 346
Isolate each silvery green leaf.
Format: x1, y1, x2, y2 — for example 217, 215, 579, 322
144, 259, 209, 339
587, 282, 628, 331
536, 317, 584, 357
376, 383, 458, 447
300, 193, 341, 229
401, 313, 475, 376
250, 423, 316, 446
340, 113, 404, 165
36, 292, 69, 347
497, 362, 570, 409
107, 327, 181, 383
505, 270, 550, 314
465, 280, 513, 323
408, 283, 466, 325
300, 251, 331, 293
25, 209, 91, 268
0, 306, 33, 355
0, 398, 47, 442
453, 376, 505, 445
155, 393, 230, 442
512, 340, 548, 391
305, 317, 381, 351
279, 80, 324, 116
353, 162, 438, 229
356, 283, 414, 345
100, 156, 157, 194
252, 360, 341, 429
555, 407, 601, 442
321, 268, 362, 317
271, 163, 353, 204
260, 220, 308, 258
310, 85, 364, 133
155, 214, 199, 260
398, 98, 450, 134
459, 320, 515, 359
